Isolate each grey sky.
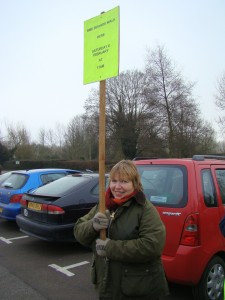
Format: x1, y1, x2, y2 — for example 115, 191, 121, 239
0, 0, 224, 141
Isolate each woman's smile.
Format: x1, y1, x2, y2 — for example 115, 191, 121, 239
110, 175, 134, 199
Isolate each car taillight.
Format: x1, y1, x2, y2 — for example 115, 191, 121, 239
48, 205, 64, 215
180, 214, 200, 246
41, 204, 65, 215
20, 198, 27, 207
10, 194, 23, 203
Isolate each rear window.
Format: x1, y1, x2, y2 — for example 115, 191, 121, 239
40, 173, 67, 185
1, 173, 28, 189
136, 164, 188, 207
33, 175, 90, 196
0, 172, 12, 184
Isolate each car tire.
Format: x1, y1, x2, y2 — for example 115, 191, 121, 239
192, 256, 225, 300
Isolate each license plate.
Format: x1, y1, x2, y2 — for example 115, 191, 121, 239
28, 202, 41, 211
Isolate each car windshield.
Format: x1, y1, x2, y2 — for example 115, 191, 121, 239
136, 164, 188, 207
33, 175, 91, 196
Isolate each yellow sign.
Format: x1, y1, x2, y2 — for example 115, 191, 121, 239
83, 6, 120, 84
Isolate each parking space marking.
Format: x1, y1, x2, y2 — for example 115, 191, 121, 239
49, 261, 90, 277
0, 235, 29, 244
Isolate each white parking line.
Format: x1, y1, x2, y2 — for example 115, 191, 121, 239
0, 235, 29, 244
49, 261, 90, 277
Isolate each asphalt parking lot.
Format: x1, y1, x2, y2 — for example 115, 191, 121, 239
0, 219, 194, 300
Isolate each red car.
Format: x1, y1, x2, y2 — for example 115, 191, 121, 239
134, 155, 225, 300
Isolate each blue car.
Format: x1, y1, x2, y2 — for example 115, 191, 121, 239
0, 168, 81, 221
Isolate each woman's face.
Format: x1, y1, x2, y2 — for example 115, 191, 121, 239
110, 174, 134, 199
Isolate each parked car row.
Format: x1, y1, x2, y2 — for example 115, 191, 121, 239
0, 168, 81, 220
1, 155, 225, 300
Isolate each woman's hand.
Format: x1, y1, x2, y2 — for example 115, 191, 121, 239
92, 211, 110, 232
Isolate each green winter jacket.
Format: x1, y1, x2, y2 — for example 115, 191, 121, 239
74, 191, 169, 300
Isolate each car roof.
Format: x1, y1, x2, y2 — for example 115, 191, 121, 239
10, 168, 81, 175
133, 155, 225, 165
69, 173, 100, 178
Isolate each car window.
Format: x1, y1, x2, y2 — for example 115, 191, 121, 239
201, 169, 217, 207
91, 178, 109, 195
0, 172, 12, 184
215, 169, 225, 205
33, 176, 90, 196
136, 165, 188, 207
41, 173, 67, 185
2, 173, 28, 189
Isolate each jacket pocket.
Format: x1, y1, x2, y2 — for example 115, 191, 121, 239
121, 264, 157, 297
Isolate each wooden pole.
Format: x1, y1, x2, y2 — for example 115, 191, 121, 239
99, 79, 106, 240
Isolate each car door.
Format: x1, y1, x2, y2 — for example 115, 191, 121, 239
211, 165, 225, 245
195, 164, 224, 250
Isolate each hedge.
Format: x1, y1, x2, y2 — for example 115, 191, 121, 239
3, 160, 115, 172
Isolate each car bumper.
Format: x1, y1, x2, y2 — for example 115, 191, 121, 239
16, 214, 76, 242
0, 203, 21, 221
162, 245, 210, 285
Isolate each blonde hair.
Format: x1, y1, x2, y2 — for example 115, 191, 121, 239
109, 160, 143, 191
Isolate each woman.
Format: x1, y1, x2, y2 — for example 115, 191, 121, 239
74, 160, 169, 300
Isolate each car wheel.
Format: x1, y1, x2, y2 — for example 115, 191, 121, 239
192, 256, 225, 300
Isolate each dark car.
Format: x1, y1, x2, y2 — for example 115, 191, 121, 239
0, 168, 81, 221
16, 173, 105, 242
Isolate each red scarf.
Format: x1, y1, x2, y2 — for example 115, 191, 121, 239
105, 187, 137, 211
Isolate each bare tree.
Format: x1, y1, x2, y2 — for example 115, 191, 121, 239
173, 102, 216, 157
63, 115, 90, 160
215, 72, 225, 109
215, 72, 225, 133
106, 70, 150, 158
3, 122, 33, 159
36, 123, 66, 160
144, 45, 214, 157
39, 128, 56, 147
216, 140, 225, 154
39, 128, 47, 146
54, 122, 66, 148
83, 89, 100, 159
84, 70, 154, 159
6, 122, 30, 148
